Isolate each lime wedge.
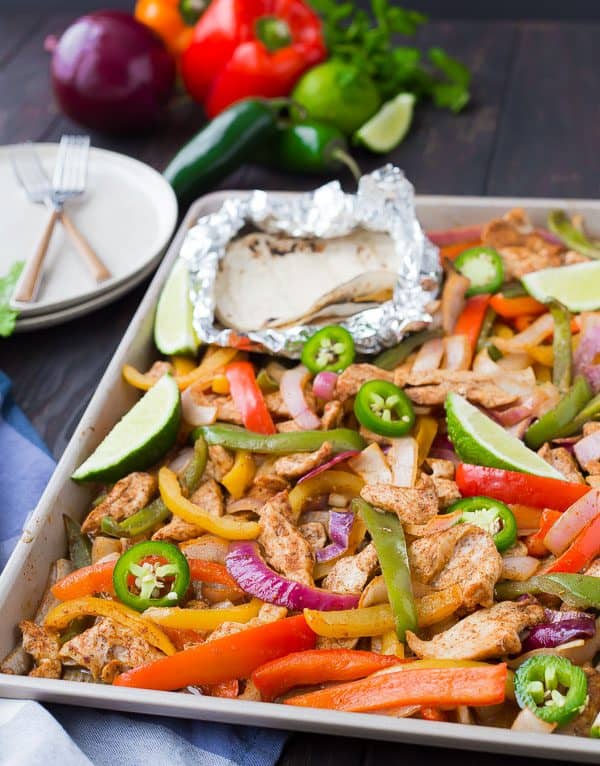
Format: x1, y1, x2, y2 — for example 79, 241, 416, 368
354, 93, 415, 154
154, 258, 199, 356
445, 392, 564, 479
72, 375, 181, 483
522, 261, 600, 312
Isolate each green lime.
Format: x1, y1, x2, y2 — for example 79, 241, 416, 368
354, 93, 415, 153
445, 392, 564, 479
72, 375, 181, 483
154, 258, 199, 356
292, 60, 381, 136
522, 261, 600, 312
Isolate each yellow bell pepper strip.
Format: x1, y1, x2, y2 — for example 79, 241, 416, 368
44, 596, 176, 655
171, 355, 197, 375
304, 585, 463, 639
211, 374, 230, 394
354, 498, 416, 641
284, 663, 508, 711
159, 466, 260, 539
526, 345, 554, 367
113, 614, 316, 690
123, 347, 238, 392
381, 630, 405, 658
414, 415, 438, 465
221, 450, 255, 499
289, 470, 364, 520
144, 598, 262, 630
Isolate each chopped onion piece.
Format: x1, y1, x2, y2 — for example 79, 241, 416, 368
427, 225, 482, 247
521, 615, 595, 652
316, 511, 354, 563
574, 431, 600, 468
501, 556, 540, 581
412, 338, 445, 373
494, 313, 554, 354
442, 271, 470, 334
511, 708, 557, 733
543, 488, 598, 556
168, 447, 194, 474
575, 322, 600, 393
387, 437, 418, 487
297, 451, 360, 485
312, 371, 338, 401
181, 388, 217, 426
348, 444, 392, 485
443, 335, 472, 371
280, 365, 321, 430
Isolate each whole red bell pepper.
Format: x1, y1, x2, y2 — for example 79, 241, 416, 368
181, 0, 326, 117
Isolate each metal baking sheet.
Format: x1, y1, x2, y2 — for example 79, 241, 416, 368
2, 191, 600, 763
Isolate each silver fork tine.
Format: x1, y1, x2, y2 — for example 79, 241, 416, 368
11, 143, 51, 201
53, 135, 90, 194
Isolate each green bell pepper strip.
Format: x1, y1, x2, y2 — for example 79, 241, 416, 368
101, 436, 208, 539
548, 210, 600, 260
374, 328, 444, 371
112, 541, 191, 612
501, 281, 529, 299
590, 711, 600, 738
256, 369, 279, 394
194, 424, 365, 454
63, 515, 92, 570
301, 325, 356, 374
354, 498, 417, 642
475, 306, 502, 361
514, 655, 588, 726
454, 246, 504, 297
525, 375, 592, 449
548, 300, 572, 393
353, 380, 415, 437
446, 496, 517, 552
495, 574, 600, 609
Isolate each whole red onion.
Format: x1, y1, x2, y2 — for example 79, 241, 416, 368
48, 11, 175, 134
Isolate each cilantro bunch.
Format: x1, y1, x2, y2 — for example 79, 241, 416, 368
310, 0, 471, 112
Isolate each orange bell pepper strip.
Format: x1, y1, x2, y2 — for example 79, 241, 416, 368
187, 559, 240, 589
439, 240, 482, 261
454, 294, 491, 351
508, 504, 544, 533
544, 515, 600, 573
489, 294, 547, 319
284, 663, 507, 712
113, 615, 316, 690
456, 463, 590, 512
225, 361, 275, 435
525, 509, 562, 556
51, 560, 116, 600
251, 649, 403, 702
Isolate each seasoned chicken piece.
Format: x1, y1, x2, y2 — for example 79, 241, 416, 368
586, 476, 600, 488
585, 558, 600, 577
548, 447, 585, 483
425, 458, 455, 479
322, 543, 379, 594
406, 600, 544, 660
316, 636, 359, 649
59, 618, 163, 682
205, 445, 234, 481
321, 400, 343, 430
207, 604, 287, 642
584, 460, 600, 475
562, 668, 600, 737
430, 477, 461, 509
409, 524, 503, 609
258, 491, 314, 585
336, 364, 394, 402
81, 472, 157, 535
276, 420, 302, 432
583, 422, 600, 437
563, 249, 589, 265
498, 245, 561, 279
145, 360, 173, 381
19, 621, 61, 679
299, 521, 327, 550
405, 381, 517, 409
360, 474, 439, 525
273, 442, 332, 480
247, 474, 290, 505
153, 479, 223, 541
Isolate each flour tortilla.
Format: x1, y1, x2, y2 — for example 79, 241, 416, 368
215, 230, 398, 332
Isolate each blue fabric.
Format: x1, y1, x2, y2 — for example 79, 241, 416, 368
0, 371, 287, 766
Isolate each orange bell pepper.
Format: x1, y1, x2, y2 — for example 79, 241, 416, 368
525, 509, 562, 557
508, 504, 544, 533
187, 559, 240, 589
454, 294, 490, 350
251, 649, 402, 702
52, 560, 116, 600
135, 0, 202, 58
489, 294, 547, 319
225, 361, 275, 435
114, 615, 316, 690
544, 515, 600, 573
439, 240, 482, 261
284, 663, 507, 712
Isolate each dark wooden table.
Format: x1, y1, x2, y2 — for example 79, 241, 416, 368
2, 10, 600, 765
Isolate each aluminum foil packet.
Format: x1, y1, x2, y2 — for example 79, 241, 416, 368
180, 164, 441, 358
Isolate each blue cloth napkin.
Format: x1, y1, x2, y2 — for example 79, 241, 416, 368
0, 371, 288, 766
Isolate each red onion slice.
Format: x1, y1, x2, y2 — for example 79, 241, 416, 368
316, 511, 354, 563
521, 616, 596, 652
297, 451, 360, 484
574, 430, 600, 468
427, 225, 482, 247
281, 365, 321, 430
543, 488, 598, 555
226, 541, 359, 611
312, 371, 338, 401
574, 323, 600, 393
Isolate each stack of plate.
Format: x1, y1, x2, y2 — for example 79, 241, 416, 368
1, 143, 178, 332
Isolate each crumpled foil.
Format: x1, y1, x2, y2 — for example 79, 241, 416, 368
180, 164, 441, 357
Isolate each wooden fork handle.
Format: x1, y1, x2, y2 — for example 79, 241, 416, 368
14, 208, 60, 302
60, 211, 112, 282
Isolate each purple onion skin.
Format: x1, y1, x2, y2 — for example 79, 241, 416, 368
50, 11, 175, 135
521, 617, 596, 652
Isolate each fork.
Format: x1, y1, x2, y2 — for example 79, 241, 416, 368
12, 139, 111, 302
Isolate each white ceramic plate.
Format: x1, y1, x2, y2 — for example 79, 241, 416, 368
2, 143, 177, 318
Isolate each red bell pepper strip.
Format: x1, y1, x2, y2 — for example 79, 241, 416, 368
456, 464, 590, 512
52, 560, 116, 600
181, 0, 326, 117
114, 615, 315, 690
438, 240, 482, 262
251, 649, 402, 702
544, 515, 600, 573
225, 361, 276, 434
525, 509, 562, 557
454, 294, 490, 351
284, 663, 507, 712
489, 294, 547, 319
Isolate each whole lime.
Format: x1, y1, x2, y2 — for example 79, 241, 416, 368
292, 60, 381, 136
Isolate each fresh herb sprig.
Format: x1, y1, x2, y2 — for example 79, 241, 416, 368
0, 262, 24, 337
310, 0, 471, 112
